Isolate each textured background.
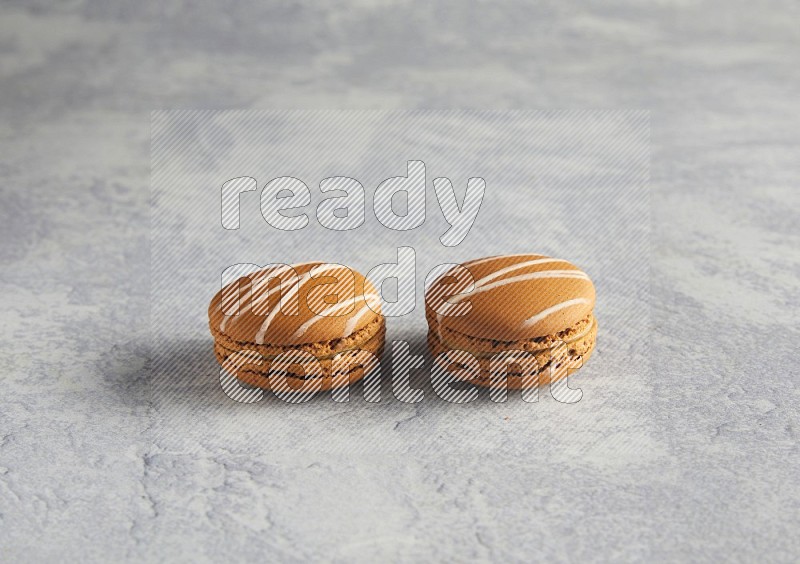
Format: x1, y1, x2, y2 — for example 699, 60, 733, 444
1, 1, 799, 562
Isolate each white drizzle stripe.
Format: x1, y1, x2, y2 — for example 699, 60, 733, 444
220, 262, 320, 327
462, 253, 543, 268
521, 298, 592, 328
220, 265, 282, 312
238, 268, 295, 310
426, 258, 564, 311
343, 300, 382, 338
236, 267, 299, 317
424, 268, 474, 304
294, 294, 382, 338
449, 270, 589, 304
468, 258, 570, 290
254, 264, 347, 344
435, 270, 589, 339
221, 264, 306, 332
221, 267, 275, 314
424, 278, 472, 306
236, 261, 319, 313
222, 261, 319, 312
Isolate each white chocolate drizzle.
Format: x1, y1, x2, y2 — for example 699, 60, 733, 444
449, 270, 589, 305
294, 293, 382, 339
521, 298, 592, 329
220, 262, 316, 332
255, 263, 347, 344
432, 256, 592, 339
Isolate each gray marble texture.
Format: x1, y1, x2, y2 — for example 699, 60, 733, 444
1, 1, 799, 562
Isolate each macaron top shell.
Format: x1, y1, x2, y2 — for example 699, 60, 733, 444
426, 254, 595, 341
209, 262, 382, 346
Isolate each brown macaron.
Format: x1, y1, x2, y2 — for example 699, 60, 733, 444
209, 262, 385, 391
425, 254, 597, 389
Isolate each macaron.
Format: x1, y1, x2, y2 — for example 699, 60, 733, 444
425, 254, 597, 389
209, 262, 385, 391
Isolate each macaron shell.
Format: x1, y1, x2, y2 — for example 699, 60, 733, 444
211, 314, 385, 359
477, 348, 594, 390
216, 322, 386, 391
209, 262, 382, 345
430, 313, 595, 354
428, 319, 597, 389
427, 254, 595, 341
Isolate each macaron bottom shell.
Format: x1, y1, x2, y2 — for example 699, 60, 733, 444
210, 314, 385, 359
215, 320, 385, 392
427, 317, 597, 390
428, 313, 596, 354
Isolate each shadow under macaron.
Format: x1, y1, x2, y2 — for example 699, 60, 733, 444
149, 329, 589, 412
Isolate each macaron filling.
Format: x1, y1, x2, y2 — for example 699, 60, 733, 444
434, 314, 595, 355
429, 320, 597, 382
210, 313, 384, 359
214, 320, 385, 363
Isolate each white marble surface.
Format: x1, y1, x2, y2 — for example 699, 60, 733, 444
1, 1, 799, 562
